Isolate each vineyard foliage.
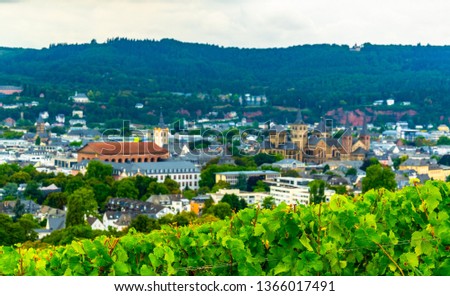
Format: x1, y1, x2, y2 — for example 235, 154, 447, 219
1, 180, 450, 276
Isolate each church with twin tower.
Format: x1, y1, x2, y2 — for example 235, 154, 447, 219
261, 107, 370, 164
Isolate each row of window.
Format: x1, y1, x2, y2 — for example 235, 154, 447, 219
157, 174, 199, 181
80, 157, 160, 163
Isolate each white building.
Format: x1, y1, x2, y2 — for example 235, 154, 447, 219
208, 188, 271, 205
215, 170, 280, 186
55, 114, 65, 124
72, 110, 84, 118
69, 92, 91, 103
267, 177, 335, 206
74, 160, 201, 190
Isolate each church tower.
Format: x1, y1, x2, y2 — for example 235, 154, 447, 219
315, 117, 331, 138
341, 112, 353, 156
153, 109, 169, 148
359, 116, 370, 150
36, 114, 46, 135
290, 105, 308, 151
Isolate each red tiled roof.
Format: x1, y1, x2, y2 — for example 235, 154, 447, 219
78, 142, 168, 156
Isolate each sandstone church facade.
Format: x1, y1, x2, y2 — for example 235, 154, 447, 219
261, 109, 370, 164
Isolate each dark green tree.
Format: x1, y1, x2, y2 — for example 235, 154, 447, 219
253, 180, 269, 192
345, 167, 357, 176
172, 211, 197, 226
85, 160, 113, 181
134, 175, 156, 197
262, 196, 276, 209
164, 177, 180, 194
211, 180, 231, 193
281, 169, 300, 177
203, 197, 214, 212
3, 182, 18, 198
253, 153, 279, 166
437, 136, 450, 146
129, 215, 160, 233
221, 193, 247, 212
362, 164, 397, 193
207, 202, 232, 219
13, 199, 25, 220
115, 178, 139, 199
147, 182, 170, 196
17, 214, 39, 242
360, 157, 380, 171
65, 175, 85, 194
234, 174, 248, 191
24, 181, 44, 204
309, 180, 326, 204
43, 192, 68, 210
10, 171, 31, 184
66, 187, 98, 227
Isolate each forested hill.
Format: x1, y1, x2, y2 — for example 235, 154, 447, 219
1, 38, 450, 125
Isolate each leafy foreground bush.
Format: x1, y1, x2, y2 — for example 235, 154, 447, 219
1, 180, 450, 275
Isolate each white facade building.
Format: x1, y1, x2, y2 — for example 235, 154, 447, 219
209, 188, 271, 205
74, 160, 201, 190
268, 177, 335, 206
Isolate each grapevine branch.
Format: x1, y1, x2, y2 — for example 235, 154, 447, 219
374, 241, 405, 276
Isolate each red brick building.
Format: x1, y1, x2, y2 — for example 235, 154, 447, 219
77, 142, 169, 163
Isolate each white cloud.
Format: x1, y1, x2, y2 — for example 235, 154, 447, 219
0, 0, 450, 48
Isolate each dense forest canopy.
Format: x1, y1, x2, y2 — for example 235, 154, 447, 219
1, 38, 450, 126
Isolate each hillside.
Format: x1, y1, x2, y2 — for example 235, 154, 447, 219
1, 39, 450, 125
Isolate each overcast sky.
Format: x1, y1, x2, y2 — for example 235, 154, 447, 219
1, 0, 450, 49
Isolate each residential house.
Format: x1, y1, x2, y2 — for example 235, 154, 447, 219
87, 216, 105, 230
146, 194, 191, 213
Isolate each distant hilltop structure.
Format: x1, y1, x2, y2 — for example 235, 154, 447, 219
349, 44, 363, 52
0, 85, 23, 96
69, 91, 91, 103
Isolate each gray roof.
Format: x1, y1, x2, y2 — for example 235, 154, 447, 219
216, 170, 280, 176
147, 194, 184, 204
48, 215, 66, 231
269, 125, 287, 133
110, 160, 199, 175
104, 211, 122, 220
158, 109, 168, 128
261, 140, 297, 150
273, 159, 304, 165
75, 160, 199, 175
401, 158, 428, 166
67, 129, 101, 137
87, 216, 100, 226
353, 147, 368, 155
293, 107, 305, 124
107, 198, 166, 214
